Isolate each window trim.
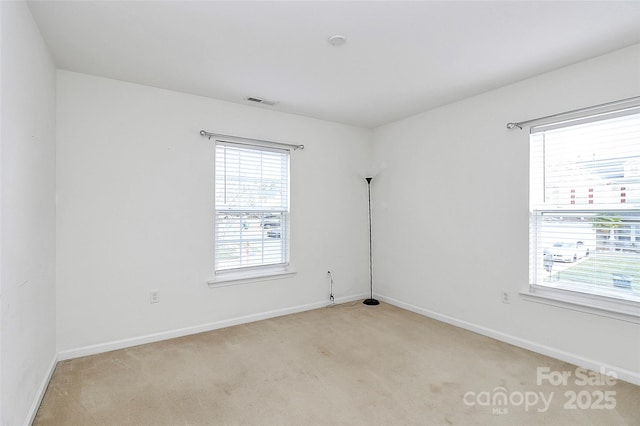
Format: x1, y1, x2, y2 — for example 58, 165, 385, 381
208, 264, 297, 288
212, 137, 292, 280
520, 286, 640, 324
526, 103, 640, 319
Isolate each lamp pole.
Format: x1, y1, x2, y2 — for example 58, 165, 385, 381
363, 177, 379, 306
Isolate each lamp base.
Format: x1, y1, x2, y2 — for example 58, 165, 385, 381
363, 298, 380, 306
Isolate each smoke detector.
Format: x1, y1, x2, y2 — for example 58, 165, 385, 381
328, 35, 347, 47
245, 96, 278, 106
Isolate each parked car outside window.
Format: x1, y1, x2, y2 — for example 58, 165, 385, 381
549, 241, 590, 263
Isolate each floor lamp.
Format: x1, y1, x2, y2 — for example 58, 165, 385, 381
363, 177, 379, 306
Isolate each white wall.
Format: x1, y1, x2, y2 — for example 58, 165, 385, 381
56, 70, 372, 354
0, 1, 57, 425
372, 44, 640, 382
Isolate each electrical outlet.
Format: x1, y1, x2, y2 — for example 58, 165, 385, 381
150, 290, 159, 304
501, 291, 511, 304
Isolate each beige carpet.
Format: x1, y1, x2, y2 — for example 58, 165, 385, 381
35, 302, 640, 425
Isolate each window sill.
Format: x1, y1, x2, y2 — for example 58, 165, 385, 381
208, 265, 297, 288
521, 286, 640, 324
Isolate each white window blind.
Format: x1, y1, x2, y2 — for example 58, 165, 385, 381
215, 141, 290, 272
529, 107, 640, 310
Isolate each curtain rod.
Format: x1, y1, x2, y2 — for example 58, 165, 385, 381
199, 130, 304, 150
506, 95, 640, 130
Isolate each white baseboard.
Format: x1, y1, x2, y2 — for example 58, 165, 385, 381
58, 293, 368, 361
334, 293, 369, 305
377, 294, 640, 386
24, 353, 57, 426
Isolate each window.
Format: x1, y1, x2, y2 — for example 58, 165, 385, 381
529, 106, 640, 317
214, 141, 290, 275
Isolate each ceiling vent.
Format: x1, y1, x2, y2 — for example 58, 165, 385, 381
246, 96, 278, 106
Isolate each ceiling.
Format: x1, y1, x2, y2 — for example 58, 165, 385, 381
27, 1, 640, 129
